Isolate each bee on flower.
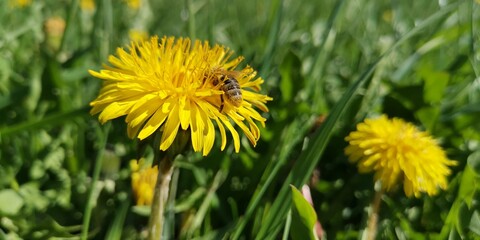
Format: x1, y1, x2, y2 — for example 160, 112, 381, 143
89, 36, 272, 156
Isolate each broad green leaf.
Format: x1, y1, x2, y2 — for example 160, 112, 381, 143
456, 202, 469, 237
469, 211, 480, 236
289, 185, 319, 240
440, 165, 479, 238
19, 183, 50, 211
458, 165, 478, 208
0, 189, 24, 215
422, 70, 449, 104
416, 107, 440, 132
467, 151, 480, 175
448, 228, 462, 240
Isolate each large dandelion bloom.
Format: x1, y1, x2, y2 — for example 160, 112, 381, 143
90, 36, 271, 156
344, 115, 456, 197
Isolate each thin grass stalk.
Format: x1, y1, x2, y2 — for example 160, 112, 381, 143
256, 61, 380, 240
80, 123, 111, 240
307, 0, 345, 113
230, 120, 309, 239
230, 1, 344, 238
186, 0, 196, 41
105, 197, 130, 240
59, 0, 79, 53
186, 169, 227, 238
0, 107, 89, 136
101, 0, 113, 58
259, 0, 283, 78
254, 2, 462, 238
282, 210, 292, 240
467, 0, 478, 76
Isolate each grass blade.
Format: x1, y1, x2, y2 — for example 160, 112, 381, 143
0, 107, 89, 136
81, 123, 111, 240
260, 0, 283, 78
105, 197, 130, 240
230, 1, 344, 238
229, 119, 312, 239
255, 2, 462, 238
256, 59, 379, 240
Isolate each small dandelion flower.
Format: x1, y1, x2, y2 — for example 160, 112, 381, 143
89, 36, 272, 156
128, 29, 149, 43
9, 0, 31, 8
44, 17, 66, 52
344, 115, 456, 198
125, 0, 141, 9
130, 159, 158, 205
80, 0, 95, 11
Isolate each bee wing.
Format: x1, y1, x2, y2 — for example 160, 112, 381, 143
226, 70, 242, 79
214, 68, 242, 79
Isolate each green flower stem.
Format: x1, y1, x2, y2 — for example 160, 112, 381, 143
366, 186, 384, 240
148, 157, 174, 240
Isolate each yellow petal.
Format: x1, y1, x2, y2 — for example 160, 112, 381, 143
218, 115, 240, 152
190, 104, 205, 152
201, 107, 215, 156
214, 117, 227, 150
137, 106, 170, 140
179, 96, 191, 130
160, 102, 181, 150
98, 102, 131, 123
125, 95, 163, 127
229, 113, 256, 146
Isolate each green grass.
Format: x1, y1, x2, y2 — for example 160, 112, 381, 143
1, 0, 480, 239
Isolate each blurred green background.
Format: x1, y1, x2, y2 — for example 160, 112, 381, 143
1, 0, 480, 239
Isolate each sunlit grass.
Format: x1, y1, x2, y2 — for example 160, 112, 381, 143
1, 0, 479, 239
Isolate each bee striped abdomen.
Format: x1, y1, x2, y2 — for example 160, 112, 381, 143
222, 78, 242, 107
211, 69, 243, 112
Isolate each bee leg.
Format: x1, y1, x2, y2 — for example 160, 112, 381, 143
219, 94, 224, 112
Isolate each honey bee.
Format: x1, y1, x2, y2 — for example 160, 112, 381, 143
211, 69, 243, 112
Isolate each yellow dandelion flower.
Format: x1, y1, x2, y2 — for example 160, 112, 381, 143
80, 0, 95, 11
127, 0, 141, 9
44, 17, 66, 52
128, 29, 149, 43
130, 159, 158, 206
344, 115, 456, 198
9, 0, 31, 8
89, 36, 272, 156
